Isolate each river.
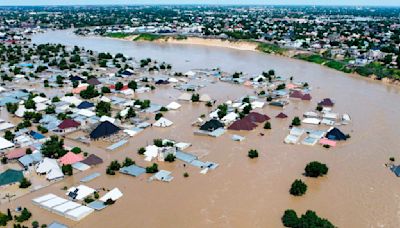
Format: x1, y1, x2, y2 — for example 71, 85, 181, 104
3, 29, 398, 227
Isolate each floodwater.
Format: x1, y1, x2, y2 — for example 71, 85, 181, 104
1, 29, 399, 228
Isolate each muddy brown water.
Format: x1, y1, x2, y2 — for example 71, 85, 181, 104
0, 29, 399, 228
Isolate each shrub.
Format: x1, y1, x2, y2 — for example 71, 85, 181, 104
84, 197, 94, 204
71, 147, 82, 154
122, 157, 135, 167
305, 161, 328, 177
15, 208, 31, 223
282, 209, 335, 228
155, 113, 163, 120
62, 164, 73, 176
289, 179, 307, 196
164, 154, 175, 162
19, 178, 32, 189
183, 172, 189, 178
264, 121, 271, 129
291, 117, 301, 126
248, 149, 259, 159
191, 93, 200, 102
138, 147, 146, 155
146, 163, 158, 173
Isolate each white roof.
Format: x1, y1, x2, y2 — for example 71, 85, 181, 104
100, 96, 111, 102
144, 145, 159, 161
33, 96, 49, 103
32, 194, 58, 205
222, 112, 238, 124
0, 122, 14, 131
0, 137, 14, 150
184, 70, 196, 76
168, 77, 178, 83
61, 96, 82, 106
78, 109, 95, 117
65, 205, 94, 221
199, 94, 211, 102
302, 118, 321, 125
323, 112, 338, 120
120, 88, 134, 95
166, 102, 181, 110
251, 101, 265, 109
154, 117, 173, 127
66, 185, 95, 201
41, 197, 68, 210
99, 188, 123, 202
15, 105, 34, 118
304, 111, 319, 118
36, 103, 48, 112
36, 158, 64, 180
178, 93, 191, 101
100, 116, 115, 123
52, 201, 81, 215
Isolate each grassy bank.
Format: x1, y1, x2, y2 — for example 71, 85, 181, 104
256, 42, 286, 55
296, 54, 352, 73
296, 54, 400, 80
105, 32, 131, 38
133, 33, 164, 41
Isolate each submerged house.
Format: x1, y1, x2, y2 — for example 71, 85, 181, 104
318, 98, 335, 107
90, 121, 121, 140
57, 119, 81, 133
228, 118, 257, 131
276, 112, 288, 118
326, 127, 347, 141
0, 169, 24, 187
200, 119, 224, 132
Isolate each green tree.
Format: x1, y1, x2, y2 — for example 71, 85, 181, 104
291, 117, 301, 126
305, 161, 329, 177
41, 136, 67, 158
62, 164, 73, 176
128, 81, 137, 90
282, 210, 299, 227
95, 101, 111, 117
146, 163, 159, 173
191, 93, 200, 102
4, 130, 15, 141
6, 103, 18, 114
248, 149, 259, 159
115, 82, 123, 91
19, 178, 32, 189
289, 179, 307, 196
264, 121, 271, 129
122, 157, 135, 167
164, 154, 176, 162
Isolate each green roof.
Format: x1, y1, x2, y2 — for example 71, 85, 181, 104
0, 169, 23, 186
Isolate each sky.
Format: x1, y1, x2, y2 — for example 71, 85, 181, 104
1, 0, 400, 6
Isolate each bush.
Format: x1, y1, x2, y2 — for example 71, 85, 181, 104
84, 197, 94, 204
164, 154, 175, 162
282, 209, 335, 228
264, 121, 271, 129
291, 117, 301, 126
32, 221, 39, 228
71, 147, 82, 154
305, 161, 328, 177
248, 149, 259, 159
155, 113, 163, 120
183, 172, 189, 178
138, 147, 146, 155
15, 208, 31, 223
191, 93, 200, 102
19, 178, 32, 189
146, 163, 159, 173
289, 179, 307, 196
62, 164, 73, 176
122, 157, 135, 167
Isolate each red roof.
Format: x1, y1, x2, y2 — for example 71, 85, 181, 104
289, 90, 304, 99
58, 119, 81, 130
318, 98, 334, 107
59, 152, 84, 165
109, 84, 129, 91
243, 112, 270, 123
276, 112, 288, 118
302, 94, 312, 101
228, 118, 258, 131
6, 147, 33, 159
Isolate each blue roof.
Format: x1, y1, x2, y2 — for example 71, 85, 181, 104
29, 131, 45, 140
87, 200, 107, 211
391, 166, 400, 177
176, 151, 197, 163
19, 153, 43, 167
77, 101, 94, 109
0, 96, 19, 106
119, 164, 146, 177
48, 222, 68, 228
80, 172, 101, 183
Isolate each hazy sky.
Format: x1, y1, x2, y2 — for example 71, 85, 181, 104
1, 0, 400, 6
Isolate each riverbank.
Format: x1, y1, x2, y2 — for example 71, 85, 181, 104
106, 33, 400, 85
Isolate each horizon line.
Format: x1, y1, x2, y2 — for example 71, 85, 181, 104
0, 4, 400, 7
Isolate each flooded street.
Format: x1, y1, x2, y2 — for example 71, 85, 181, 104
2, 29, 398, 227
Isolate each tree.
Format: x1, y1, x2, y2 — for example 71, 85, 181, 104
276, 83, 286, 90
80, 85, 100, 99
291, 117, 301, 126
138, 147, 146, 155
164, 154, 175, 162
128, 81, 137, 90
0, 212, 9, 226
217, 104, 228, 119
4, 130, 15, 141
19, 178, 32, 189
146, 163, 159, 173
264, 121, 271, 129
289, 179, 307, 196
115, 82, 123, 91
248, 149, 259, 159
282, 210, 335, 228
41, 136, 67, 158
101, 86, 111, 93
191, 93, 200, 102
282, 210, 299, 227
242, 104, 252, 115
71, 147, 82, 154
305, 161, 329, 177
155, 113, 163, 120
106, 160, 121, 175
15, 208, 31, 223
95, 101, 111, 117
32, 221, 39, 228
122, 157, 135, 167
6, 103, 18, 114
24, 98, 36, 110
62, 165, 73, 176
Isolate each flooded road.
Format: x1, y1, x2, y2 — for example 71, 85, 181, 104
3, 30, 399, 227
